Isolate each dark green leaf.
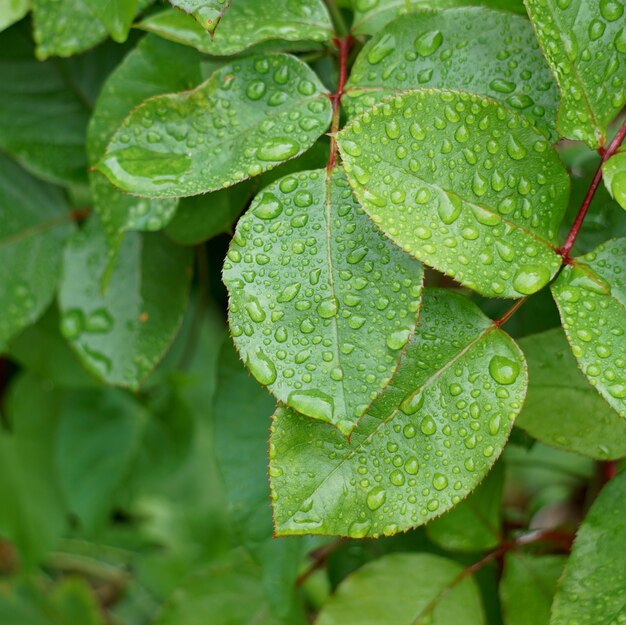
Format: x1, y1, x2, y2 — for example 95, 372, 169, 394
83, 0, 138, 42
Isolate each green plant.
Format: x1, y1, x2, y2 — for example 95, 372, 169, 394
1, 0, 626, 623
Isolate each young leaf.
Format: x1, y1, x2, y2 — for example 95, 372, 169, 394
271, 289, 527, 537
526, 0, 626, 149
351, 0, 526, 35
344, 8, 559, 141
500, 554, 566, 625
338, 90, 569, 298
602, 148, 626, 210
140, 0, 333, 57
58, 217, 192, 389
83, 0, 138, 42
224, 168, 423, 435
98, 53, 332, 198
550, 470, 626, 625
551, 238, 626, 419
517, 328, 626, 460
0, 154, 74, 347
426, 462, 504, 552
0, 0, 30, 33
316, 553, 485, 625
169, 0, 231, 34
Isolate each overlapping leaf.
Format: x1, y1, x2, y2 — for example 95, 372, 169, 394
58, 217, 192, 389
83, 0, 138, 42
140, 0, 333, 57
270, 289, 527, 537
526, 0, 626, 148
169, 0, 231, 34
99, 53, 332, 198
0, 0, 30, 32
0, 154, 74, 347
518, 329, 626, 459
224, 168, 423, 435
603, 148, 626, 210
551, 238, 626, 419
344, 8, 559, 141
316, 553, 485, 625
338, 90, 569, 298
550, 470, 626, 625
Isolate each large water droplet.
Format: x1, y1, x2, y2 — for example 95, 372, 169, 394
513, 265, 551, 294
488, 355, 520, 385
415, 30, 443, 57
366, 486, 386, 511
257, 138, 299, 162
247, 349, 277, 385
288, 390, 335, 423
253, 192, 283, 219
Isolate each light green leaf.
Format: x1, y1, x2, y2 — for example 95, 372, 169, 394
550, 470, 626, 625
0, 0, 30, 33
344, 8, 559, 141
271, 289, 527, 537
603, 148, 626, 210
551, 238, 626, 419
501, 554, 566, 625
316, 553, 485, 625
83, 0, 138, 42
526, 0, 626, 149
169, 0, 231, 34
224, 168, 423, 435
99, 53, 332, 199
338, 90, 569, 298
351, 0, 526, 35
426, 462, 503, 552
0, 154, 73, 347
58, 217, 192, 389
139, 0, 333, 57
517, 328, 626, 459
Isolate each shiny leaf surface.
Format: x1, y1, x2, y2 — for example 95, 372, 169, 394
602, 147, 626, 210
83, 0, 138, 42
169, 0, 231, 34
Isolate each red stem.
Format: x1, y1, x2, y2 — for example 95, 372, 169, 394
559, 118, 626, 260
494, 297, 528, 328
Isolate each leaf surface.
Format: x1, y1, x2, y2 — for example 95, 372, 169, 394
518, 328, 626, 459
58, 217, 192, 389
550, 470, 626, 625
526, 0, 626, 148
83, 0, 138, 42
224, 168, 423, 435
338, 90, 569, 298
603, 148, 626, 210
0, 0, 30, 32
316, 553, 485, 625
99, 53, 332, 198
271, 289, 527, 537
169, 0, 231, 33
551, 238, 626, 419
140, 0, 333, 56
345, 8, 559, 141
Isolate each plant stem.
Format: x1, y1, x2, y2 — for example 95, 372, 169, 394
325, 0, 349, 36
296, 538, 345, 587
559, 117, 626, 259
494, 297, 528, 328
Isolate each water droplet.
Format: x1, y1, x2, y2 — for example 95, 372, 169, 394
400, 389, 424, 415
317, 297, 338, 319
387, 327, 411, 350
420, 415, 437, 435
390, 469, 405, 486
506, 135, 527, 160
61, 309, 85, 340
257, 138, 299, 162
245, 297, 266, 322
367, 33, 395, 64
253, 192, 282, 219
288, 390, 335, 423
600, 0, 624, 21
247, 349, 277, 385
277, 282, 300, 303
513, 265, 551, 294
366, 486, 386, 511
246, 80, 266, 101
415, 30, 443, 57
349, 519, 372, 538
432, 473, 448, 491
488, 355, 520, 385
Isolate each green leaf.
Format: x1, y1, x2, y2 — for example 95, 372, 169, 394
426, 462, 504, 552
139, 0, 333, 57
551, 238, 626, 419
224, 168, 423, 435
58, 217, 192, 389
526, 0, 626, 149
0, 154, 73, 347
271, 289, 527, 537
169, 0, 231, 34
602, 148, 626, 210
83, 0, 138, 42
351, 0, 526, 35
0, 0, 30, 33
316, 553, 485, 625
344, 8, 559, 141
517, 328, 626, 460
501, 554, 566, 625
99, 53, 332, 199
338, 90, 569, 298
57, 389, 146, 530
550, 470, 626, 625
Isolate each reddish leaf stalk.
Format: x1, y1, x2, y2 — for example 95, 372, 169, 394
494, 297, 528, 328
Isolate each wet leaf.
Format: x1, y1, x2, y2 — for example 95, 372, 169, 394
271, 289, 527, 537
602, 148, 626, 210
526, 0, 626, 149
345, 8, 559, 141
518, 328, 626, 459
58, 217, 192, 389
140, 0, 333, 56
224, 168, 423, 435
83, 0, 138, 42
99, 53, 332, 198
550, 470, 626, 625
316, 553, 485, 625
0, 154, 73, 347
169, 0, 231, 34
0, 0, 30, 32
551, 238, 626, 420
338, 90, 569, 298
